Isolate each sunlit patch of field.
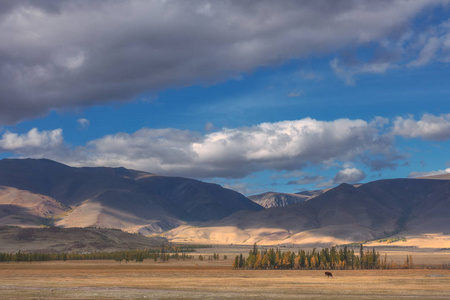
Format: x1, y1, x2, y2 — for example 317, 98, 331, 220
0, 258, 449, 299
364, 233, 450, 249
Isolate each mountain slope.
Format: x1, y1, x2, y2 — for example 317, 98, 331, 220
0, 186, 70, 227
135, 176, 262, 221
0, 159, 262, 234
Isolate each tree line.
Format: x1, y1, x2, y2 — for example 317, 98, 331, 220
0, 245, 195, 263
198, 253, 226, 261
233, 244, 414, 270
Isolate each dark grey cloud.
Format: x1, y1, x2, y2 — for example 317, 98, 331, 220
365, 158, 399, 171
287, 176, 326, 185
0, 0, 441, 124
0, 0, 72, 16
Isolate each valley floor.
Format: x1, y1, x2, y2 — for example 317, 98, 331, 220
1, 258, 449, 299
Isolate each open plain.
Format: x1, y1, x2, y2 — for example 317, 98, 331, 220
1, 247, 449, 300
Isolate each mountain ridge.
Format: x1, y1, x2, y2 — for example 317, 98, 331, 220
1, 158, 449, 248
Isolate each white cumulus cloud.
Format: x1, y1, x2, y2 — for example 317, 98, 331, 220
8, 114, 450, 180
62, 117, 396, 178
0, 128, 63, 156
333, 168, 366, 184
392, 114, 450, 141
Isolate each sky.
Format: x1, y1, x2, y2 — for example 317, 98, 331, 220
1, 0, 450, 195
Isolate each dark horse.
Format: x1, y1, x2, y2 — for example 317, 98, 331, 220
325, 271, 333, 278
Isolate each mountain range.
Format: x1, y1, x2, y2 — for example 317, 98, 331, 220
0, 158, 262, 235
0, 158, 449, 248
165, 177, 450, 246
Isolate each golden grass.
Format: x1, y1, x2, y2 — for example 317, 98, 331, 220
0, 259, 449, 299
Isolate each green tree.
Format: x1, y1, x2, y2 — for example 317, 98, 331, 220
246, 252, 256, 269
238, 253, 245, 269
372, 248, 377, 268
233, 255, 239, 269
251, 243, 258, 256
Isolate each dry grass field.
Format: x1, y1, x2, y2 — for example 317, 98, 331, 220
1, 251, 449, 300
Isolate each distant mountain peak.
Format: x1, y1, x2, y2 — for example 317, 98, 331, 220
249, 191, 310, 209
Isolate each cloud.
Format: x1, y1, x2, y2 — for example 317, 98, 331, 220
362, 158, 400, 171
12, 114, 450, 180
77, 118, 90, 129
287, 176, 326, 185
392, 114, 450, 141
0, 128, 64, 156
333, 168, 366, 184
408, 168, 450, 178
81, 128, 202, 174
0, 116, 401, 179
187, 118, 393, 178
220, 182, 259, 196
287, 90, 304, 97
407, 20, 450, 66
204, 122, 215, 132
330, 58, 393, 86
407, 36, 441, 67
14, 113, 450, 179
0, 0, 443, 124
330, 13, 450, 84
270, 170, 307, 180
316, 180, 334, 188
58, 117, 398, 178
298, 70, 322, 81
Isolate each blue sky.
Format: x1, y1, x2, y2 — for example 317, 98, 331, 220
1, 1, 450, 195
